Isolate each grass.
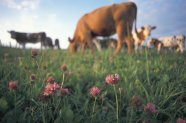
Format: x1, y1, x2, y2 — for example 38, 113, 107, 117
0, 47, 186, 123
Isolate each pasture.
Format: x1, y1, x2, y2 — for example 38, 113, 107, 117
0, 47, 186, 123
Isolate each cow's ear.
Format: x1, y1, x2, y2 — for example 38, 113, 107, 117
151, 26, 156, 30
68, 37, 74, 43
141, 26, 145, 30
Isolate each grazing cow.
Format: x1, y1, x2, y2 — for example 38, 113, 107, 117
132, 25, 156, 51
148, 35, 185, 53
93, 38, 117, 51
147, 38, 163, 53
68, 2, 138, 54
8, 30, 46, 49
44, 37, 54, 49
54, 39, 60, 49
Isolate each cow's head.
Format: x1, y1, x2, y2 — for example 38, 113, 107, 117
147, 38, 156, 47
141, 25, 156, 38
148, 38, 162, 48
55, 39, 59, 45
68, 37, 78, 53
7, 30, 16, 39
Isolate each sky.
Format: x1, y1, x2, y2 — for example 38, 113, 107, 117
0, 0, 186, 49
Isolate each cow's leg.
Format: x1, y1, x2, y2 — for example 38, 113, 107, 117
85, 34, 95, 54
179, 40, 184, 53
41, 40, 47, 49
138, 44, 143, 51
125, 30, 134, 54
125, 37, 133, 54
87, 40, 95, 54
93, 39, 101, 51
40, 42, 43, 49
57, 44, 60, 49
115, 25, 125, 54
80, 43, 86, 54
177, 43, 184, 53
157, 43, 162, 53
134, 42, 139, 52
22, 43, 26, 49
125, 22, 134, 54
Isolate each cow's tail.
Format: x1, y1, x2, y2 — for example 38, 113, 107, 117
133, 2, 138, 37
184, 35, 186, 50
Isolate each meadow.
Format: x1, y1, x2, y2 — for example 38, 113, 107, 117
0, 47, 185, 123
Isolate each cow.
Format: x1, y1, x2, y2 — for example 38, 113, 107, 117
92, 38, 117, 51
44, 37, 54, 49
148, 35, 185, 53
132, 25, 156, 51
68, 2, 138, 55
7, 30, 46, 49
54, 39, 61, 49
147, 38, 163, 53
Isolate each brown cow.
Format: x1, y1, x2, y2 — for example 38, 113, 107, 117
68, 2, 138, 54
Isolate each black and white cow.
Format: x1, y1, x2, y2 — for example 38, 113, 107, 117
8, 30, 47, 49
54, 39, 61, 49
44, 37, 54, 49
92, 38, 117, 51
132, 25, 156, 51
148, 35, 185, 53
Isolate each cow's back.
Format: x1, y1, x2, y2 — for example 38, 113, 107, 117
112, 2, 137, 22
13, 32, 28, 43
77, 2, 136, 36
77, 5, 115, 37
159, 36, 176, 47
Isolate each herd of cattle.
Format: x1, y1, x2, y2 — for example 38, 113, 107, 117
7, 30, 60, 49
92, 29, 185, 53
7, 2, 185, 54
